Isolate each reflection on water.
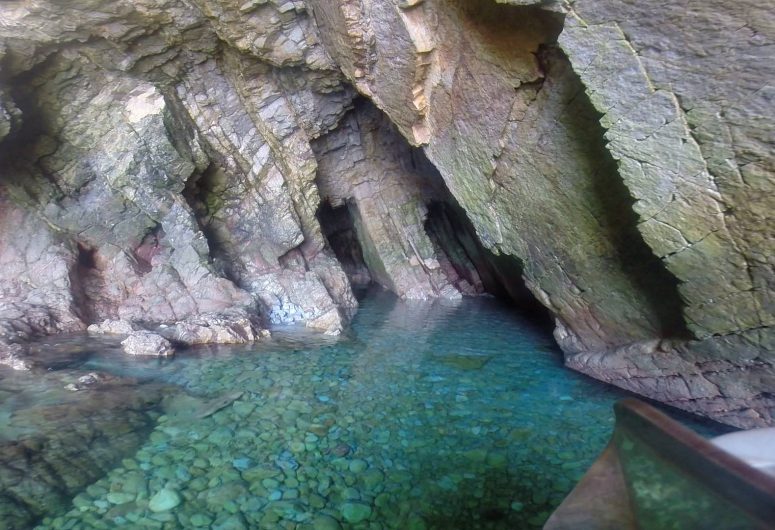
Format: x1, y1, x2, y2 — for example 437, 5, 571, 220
1, 288, 730, 529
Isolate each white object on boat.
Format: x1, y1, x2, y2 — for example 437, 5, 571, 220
711, 428, 775, 477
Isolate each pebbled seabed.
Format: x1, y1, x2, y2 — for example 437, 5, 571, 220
29, 288, 729, 529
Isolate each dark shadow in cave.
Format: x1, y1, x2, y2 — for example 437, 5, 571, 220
317, 200, 372, 288
72, 242, 103, 324
132, 223, 164, 275
182, 164, 243, 285
312, 97, 556, 332
414, 144, 555, 331
424, 197, 555, 332
401, 137, 555, 329
557, 53, 692, 341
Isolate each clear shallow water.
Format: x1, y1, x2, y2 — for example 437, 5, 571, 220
24, 288, 729, 529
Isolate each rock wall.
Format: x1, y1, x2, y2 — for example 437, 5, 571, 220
0, 0, 772, 427
306, 0, 774, 427
0, 0, 359, 344
554, 0, 774, 428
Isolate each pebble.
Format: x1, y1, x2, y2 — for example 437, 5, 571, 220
289, 441, 306, 453
190, 513, 213, 526
312, 514, 342, 530
106, 492, 135, 505
362, 468, 384, 490
340, 502, 372, 524
348, 459, 368, 473
148, 489, 181, 512
268, 490, 282, 501
262, 478, 280, 489
332, 444, 351, 457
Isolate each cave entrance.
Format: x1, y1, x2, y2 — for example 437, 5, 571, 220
423, 197, 555, 331
317, 200, 372, 288
73, 242, 103, 324
401, 139, 555, 329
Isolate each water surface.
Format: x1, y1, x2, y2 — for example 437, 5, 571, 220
17, 288, 728, 529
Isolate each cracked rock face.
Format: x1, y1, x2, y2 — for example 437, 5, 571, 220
0, 0, 772, 427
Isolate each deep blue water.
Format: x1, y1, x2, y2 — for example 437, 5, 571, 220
28, 288, 729, 529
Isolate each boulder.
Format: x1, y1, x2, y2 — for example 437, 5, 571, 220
121, 331, 174, 357
159, 309, 267, 345
87, 319, 136, 335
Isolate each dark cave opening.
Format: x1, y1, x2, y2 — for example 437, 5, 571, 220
317, 200, 372, 288
73, 242, 102, 324
423, 198, 555, 331
76, 243, 98, 270
406, 142, 555, 330
182, 164, 242, 285
312, 95, 556, 330
133, 224, 164, 275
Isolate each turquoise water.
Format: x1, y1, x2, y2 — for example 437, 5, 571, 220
27, 288, 728, 529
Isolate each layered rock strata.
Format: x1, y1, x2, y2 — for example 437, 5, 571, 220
0, 0, 772, 427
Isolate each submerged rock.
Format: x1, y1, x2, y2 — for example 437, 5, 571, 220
436, 354, 492, 371
121, 331, 174, 357
340, 501, 372, 524
0, 368, 172, 528
312, 514, 342, 530
0, 342, 33, 371
64, 372, 121, 391
163, 390, 245, 420
148, 488, 182, 512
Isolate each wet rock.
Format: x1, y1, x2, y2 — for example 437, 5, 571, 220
190, 513, 213, 527
362, 468, 384, 490
348, 459, 368, 473
159, 309, 268, 345
148, 488, 181, 512
88, 319, 136, 335
121, 331, 174, 357
106, 492, 135, 505
65, 372, 121, 392
331, 444, 351, 457
436, 354, 492, 371
163, 390, 244, 421
340, 501, 372, 524
0, 370, 171, 528
312, 514, 342, 530
0, 342, 33, 371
